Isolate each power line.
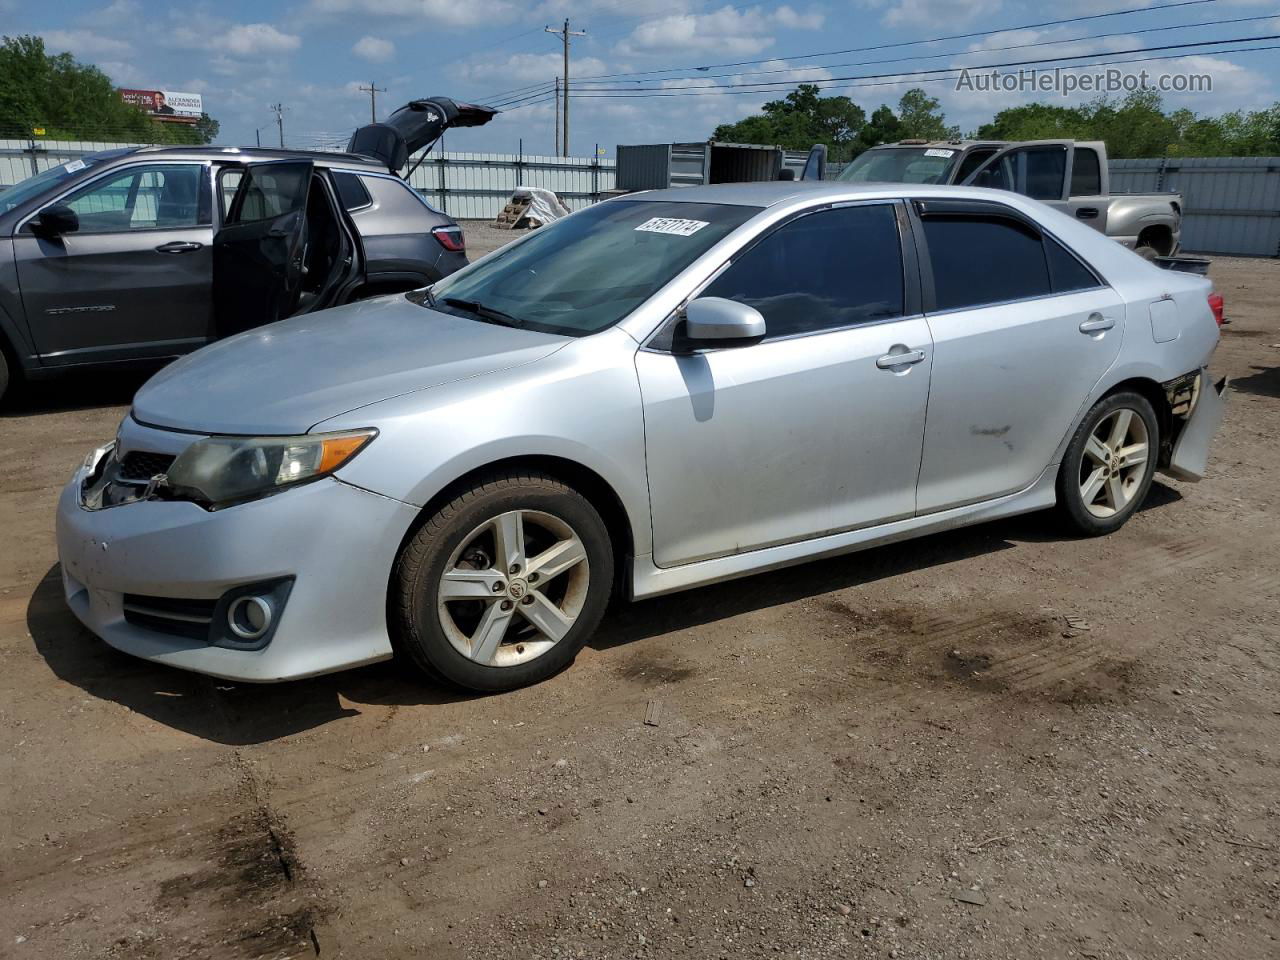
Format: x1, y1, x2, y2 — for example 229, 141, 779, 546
568, 32, 1279, 95
572, 11, 1277, 88
563, 41, 1280, 101
566, 0, 1224, 82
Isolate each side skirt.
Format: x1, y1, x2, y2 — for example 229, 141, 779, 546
629, 466, 1059, 600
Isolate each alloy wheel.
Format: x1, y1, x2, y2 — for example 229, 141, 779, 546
1078, 408, 1150, 519
436, 509, 590, 667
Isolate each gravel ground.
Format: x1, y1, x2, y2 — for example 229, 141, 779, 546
1, 250, 1277, 960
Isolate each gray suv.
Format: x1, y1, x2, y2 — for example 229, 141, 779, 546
0, 145, 468, 402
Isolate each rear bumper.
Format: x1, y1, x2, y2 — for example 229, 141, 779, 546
1163, 371, 1229, 482
55, 467, 420, 682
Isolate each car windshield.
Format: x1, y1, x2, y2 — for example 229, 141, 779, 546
424, 200, 760, 336
0, 151, 123, 215
838, 148, 957, 185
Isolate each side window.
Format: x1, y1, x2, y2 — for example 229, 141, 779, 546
969, 147, 1067, 200
61, 164, 209, 232
921, 215, 1051, 310
700, 204, 904, 339
220, 163, 311, 224
955, 148, 996, 183
1070, 148, 1102, 196
1045, 235, 1102, 293
333, 171, 372, 211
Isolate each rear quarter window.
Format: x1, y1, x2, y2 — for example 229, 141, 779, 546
333, 171, 372, 211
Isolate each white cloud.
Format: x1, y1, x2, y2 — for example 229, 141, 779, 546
865, 0, 1005, 30
616, 4, 824, 58
461, 52, 609, 89
774, 5, 824, 30
353, 35, 396, 61
222, 23, 303, 57
307, 0, 518, 28
40, 29, 132, 59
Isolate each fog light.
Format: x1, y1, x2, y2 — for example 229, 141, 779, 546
227, 595, 273, 640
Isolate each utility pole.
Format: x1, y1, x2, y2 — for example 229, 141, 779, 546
545, 18, 585, 157
270, 103, 286, 148
357, 81, 385, 122
553, 77, 560, 156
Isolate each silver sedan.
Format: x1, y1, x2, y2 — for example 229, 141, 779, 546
56, 182, 1227, 691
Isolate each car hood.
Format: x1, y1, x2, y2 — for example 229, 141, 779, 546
132, 296, 568, 435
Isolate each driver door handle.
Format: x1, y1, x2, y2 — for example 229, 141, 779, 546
155, 241, 202, 254
876, 349, 926, 369
1079, 313, 1115, 333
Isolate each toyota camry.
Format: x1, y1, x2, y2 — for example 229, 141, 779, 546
56, 182, 1227, 691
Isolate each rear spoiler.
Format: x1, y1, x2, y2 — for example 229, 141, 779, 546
348, 97, 497, 175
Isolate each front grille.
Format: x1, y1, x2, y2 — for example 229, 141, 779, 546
117, 451, 176, 483
123, 593, 216, 642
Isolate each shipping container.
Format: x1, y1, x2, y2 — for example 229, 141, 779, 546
616, 141, 784, 191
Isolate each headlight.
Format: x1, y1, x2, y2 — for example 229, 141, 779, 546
161, 429, 376, 508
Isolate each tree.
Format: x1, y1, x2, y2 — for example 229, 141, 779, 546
714, 84, 866, 161
896, 89, 959, 141
0, 35, 216, 144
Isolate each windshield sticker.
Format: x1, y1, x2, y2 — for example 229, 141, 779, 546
635, 217, 710, 237
63, 159, 87, 173
923, 148, 955, 158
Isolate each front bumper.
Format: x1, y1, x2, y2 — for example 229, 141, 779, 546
55, 454, 420, 682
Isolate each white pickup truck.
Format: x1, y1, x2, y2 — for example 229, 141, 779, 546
836, 139, 1183, 259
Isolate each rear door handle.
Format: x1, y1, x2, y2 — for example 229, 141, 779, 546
155, 241, 202, 254
1079, 314, 1115, 333
1076, 207, 1100, 220
876, 348, 926, 369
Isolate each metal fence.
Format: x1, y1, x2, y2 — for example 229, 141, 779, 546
1110, 156, 1280, 257
0, 139, 616, 220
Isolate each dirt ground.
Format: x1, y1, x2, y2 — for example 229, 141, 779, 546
2, 243, 1278, 960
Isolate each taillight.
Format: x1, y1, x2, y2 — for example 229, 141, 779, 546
432, 225, 465, 252
1207, 292, 1224, 326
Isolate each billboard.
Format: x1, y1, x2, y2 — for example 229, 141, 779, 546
119, 89, 203, 123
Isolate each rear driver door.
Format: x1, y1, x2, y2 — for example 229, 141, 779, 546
213, 161, 312, 337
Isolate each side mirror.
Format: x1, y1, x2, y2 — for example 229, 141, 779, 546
31, 204, 79, 236
684, 297, 766, 344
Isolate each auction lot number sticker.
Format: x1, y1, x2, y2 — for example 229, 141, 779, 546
635, 217, 710, 237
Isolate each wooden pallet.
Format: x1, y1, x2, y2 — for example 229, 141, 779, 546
494, 195, 533, 229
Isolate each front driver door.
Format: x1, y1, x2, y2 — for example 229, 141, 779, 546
635, 202, 933, 567
14, 161, 213, 364
213, 160, 312, 337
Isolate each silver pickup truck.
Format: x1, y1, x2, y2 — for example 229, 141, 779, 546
836, 139, 1183, 259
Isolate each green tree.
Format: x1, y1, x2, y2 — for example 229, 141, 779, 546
0, 35, 217, 144
895, 89, 959, 141
713, 84, 867, 160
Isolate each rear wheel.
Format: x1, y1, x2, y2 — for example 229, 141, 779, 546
1056, 391, 1159, 536
392, 472, 614, 691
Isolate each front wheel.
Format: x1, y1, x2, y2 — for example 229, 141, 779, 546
1056, 391, 1159, 536
391, 472, 614, 691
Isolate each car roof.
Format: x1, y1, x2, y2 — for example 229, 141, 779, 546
623, 180, 1007, 207
125, 145, 388, 170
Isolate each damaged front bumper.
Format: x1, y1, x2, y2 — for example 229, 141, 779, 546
1162, 369, 1229, 482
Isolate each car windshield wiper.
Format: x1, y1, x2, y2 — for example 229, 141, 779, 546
441, 296, 523, 327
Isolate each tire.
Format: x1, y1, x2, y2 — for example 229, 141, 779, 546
1134, 245, 1159, 261
392, 471, 614, 692
1056, 391, 1159, 536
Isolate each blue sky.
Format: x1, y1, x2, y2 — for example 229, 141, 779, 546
7, 0, 1280, 156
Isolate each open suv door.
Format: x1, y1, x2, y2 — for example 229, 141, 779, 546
213, 160, 313, 336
